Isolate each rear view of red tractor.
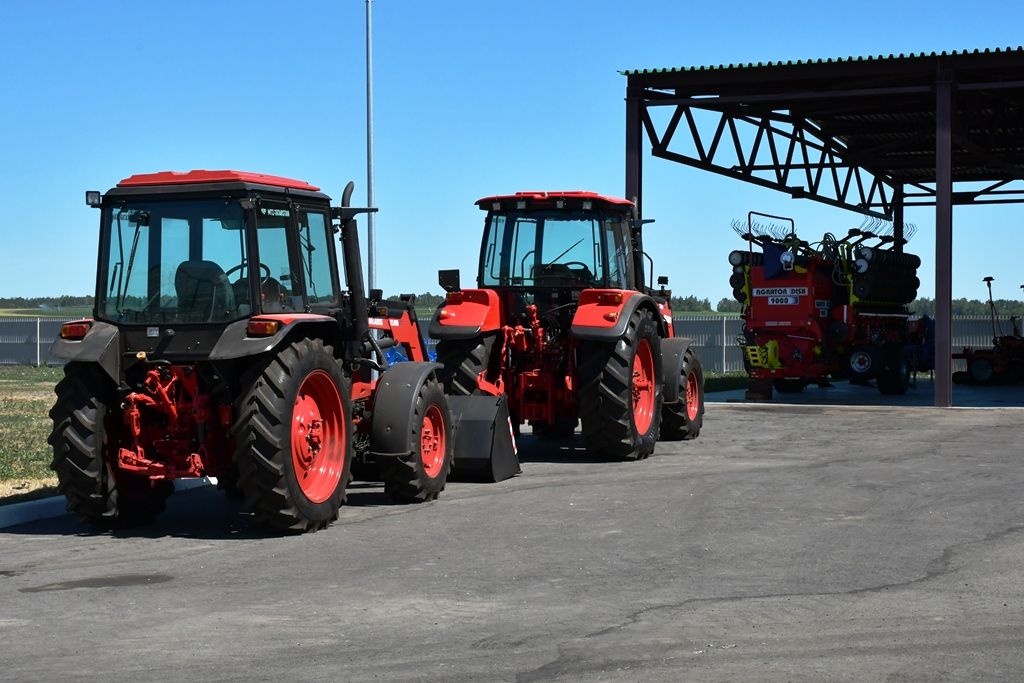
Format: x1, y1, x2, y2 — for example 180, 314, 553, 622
430, 191, 704, 461
49, 170, 516, 533
953, 277, 1024, 384
731, 212, 934, 399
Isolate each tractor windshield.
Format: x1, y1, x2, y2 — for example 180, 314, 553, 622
480, 211, 633, 289
97, 199, 250, 324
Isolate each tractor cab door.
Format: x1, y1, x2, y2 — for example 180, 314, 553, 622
251, 201, 340, 314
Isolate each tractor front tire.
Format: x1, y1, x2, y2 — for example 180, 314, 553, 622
578, 310, 663, 460
233, 339, 353, 533
379, 377, 454, 503
661, 345, 704, 440
435, 334, 496, 396
49, 363, 172, 527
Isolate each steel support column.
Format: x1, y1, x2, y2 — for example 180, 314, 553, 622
892, 185, 904, 254
934, 70, 954, 407
626, 86, 646, 286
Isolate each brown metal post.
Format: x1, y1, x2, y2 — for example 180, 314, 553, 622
934, 69, 954, 407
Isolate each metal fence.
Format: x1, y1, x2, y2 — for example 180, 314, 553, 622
1, 315, 1019, 372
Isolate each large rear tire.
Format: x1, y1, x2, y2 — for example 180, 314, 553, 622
435, 334, 497, 396
578, 310, 663, 460
379, 377, 454, 503
661, 345, 704, 440
49, 363, 172, 527
233, 339, 353, 533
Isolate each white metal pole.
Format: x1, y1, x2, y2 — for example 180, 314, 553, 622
721, 316, 726, 372
36, 317, 41, 367
365, 0, 376, 293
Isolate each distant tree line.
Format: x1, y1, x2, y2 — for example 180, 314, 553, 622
0, 295, 94, 309
908, 298, 1024, 317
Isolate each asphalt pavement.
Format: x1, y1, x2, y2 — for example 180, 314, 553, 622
2, 403, 1023, 681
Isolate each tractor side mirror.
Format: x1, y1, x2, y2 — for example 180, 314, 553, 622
438, 269, 461, 293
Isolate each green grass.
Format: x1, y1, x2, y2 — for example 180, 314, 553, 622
0, 366, 61, 486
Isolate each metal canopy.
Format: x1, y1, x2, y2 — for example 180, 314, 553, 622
624, 47, 1024, 407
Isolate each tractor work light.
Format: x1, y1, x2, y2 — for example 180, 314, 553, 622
581, 200, 592, 210
85, 191, 101, 208
246, 319, 280, 337
555, 199, 565, 209
491, 201, 501, 211
60, 321, 92, 340
516, 200, 527, 210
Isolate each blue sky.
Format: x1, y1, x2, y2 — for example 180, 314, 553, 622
1, 0, 1022, 304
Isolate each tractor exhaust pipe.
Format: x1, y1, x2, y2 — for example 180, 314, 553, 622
334, 181, 378, 351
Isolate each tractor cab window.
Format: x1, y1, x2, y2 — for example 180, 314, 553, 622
98, 199, 249, 324
254, 205, 302, 313
481, 211, 606, 288
296, 210, 335, 306
602, 216, 633, 290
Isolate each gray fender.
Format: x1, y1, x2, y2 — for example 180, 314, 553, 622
370, 361, 444, 458
209, 318, 340, 360
571, 293, 665, 342
662, 336, 695, 404
50, 321, 120, 383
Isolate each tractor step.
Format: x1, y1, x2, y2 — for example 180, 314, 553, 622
448, 395, 520, 483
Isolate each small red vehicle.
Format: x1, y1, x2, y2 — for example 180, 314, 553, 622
429, 191, 704, 461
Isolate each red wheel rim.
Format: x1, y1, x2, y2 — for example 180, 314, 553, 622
420, 404, 446, 479
685, 371, 700, 421
632, 338, 655, 434
291, 370, 346, 504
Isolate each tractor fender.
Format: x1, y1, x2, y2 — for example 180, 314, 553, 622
661, 336, 696, 404
428, 288, 502, 340
209, 314, 340, 360
50, 320, 120, 384
571, 290, 666, 341
370, 361, 444, 458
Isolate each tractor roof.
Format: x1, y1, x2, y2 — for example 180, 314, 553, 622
117, 170, 321, 192
476, 191, 633, 211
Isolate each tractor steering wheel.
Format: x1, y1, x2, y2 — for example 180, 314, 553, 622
225, 261, 272, 281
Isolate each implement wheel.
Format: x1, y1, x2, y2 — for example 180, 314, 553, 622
233, 338, 352, 533
379, 377, 454, 503
578, 310, 664, 460
661, 345, 704, 440
49, 363, 172, 527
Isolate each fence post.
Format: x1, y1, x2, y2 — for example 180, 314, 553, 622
36, 317, 41, 367
721, 316, 727, 373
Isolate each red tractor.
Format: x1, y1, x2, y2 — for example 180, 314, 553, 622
953, 277, 1024, 384
48, 170, 517, 532
429, 191, 704, 460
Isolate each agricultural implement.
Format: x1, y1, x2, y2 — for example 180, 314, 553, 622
953, 277, 1024, 384
730, 212, 934, 400
49, 170, 517, 532
430, 191, 704, 461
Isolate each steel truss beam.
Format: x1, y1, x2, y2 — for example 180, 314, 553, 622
641, 102, 894, 218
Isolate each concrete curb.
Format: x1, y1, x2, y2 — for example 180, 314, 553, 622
0, 478, 215, 530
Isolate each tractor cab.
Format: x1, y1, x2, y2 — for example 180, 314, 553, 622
475, 191, 638, 303
94, 170, 341, 329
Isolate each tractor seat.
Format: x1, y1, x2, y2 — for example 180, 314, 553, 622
175, 260, 235, 322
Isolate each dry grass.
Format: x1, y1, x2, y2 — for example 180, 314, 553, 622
0, 366, 62, 504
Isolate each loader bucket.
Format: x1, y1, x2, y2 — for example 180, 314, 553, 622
448, 394, 520, 482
